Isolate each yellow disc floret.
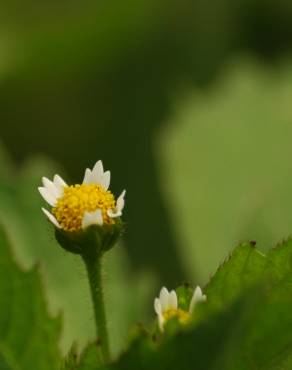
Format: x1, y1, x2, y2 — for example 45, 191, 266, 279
163, 308, 191, 325
53, 184, 116, 231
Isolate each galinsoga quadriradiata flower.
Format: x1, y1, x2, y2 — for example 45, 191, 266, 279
38, 160, 126, 363
38, 160, 125, 232
154, 286, 207, 332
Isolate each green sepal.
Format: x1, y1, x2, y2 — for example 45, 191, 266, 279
163, 316, 183, 336
55, 218, 124, 258
176, 283, 194, 311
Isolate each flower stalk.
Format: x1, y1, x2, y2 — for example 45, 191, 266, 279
83, 252, 110, 362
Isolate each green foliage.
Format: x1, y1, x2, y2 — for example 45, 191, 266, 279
204, 242, 266, 309
61, 344, 78, 370
158, 60, 292, 284
1, 0, 292, 367
0, 147, 155, 355
77, 344, 102, 370
0, 226, 61, 370
61, 343, 102, 370
69, 240, 292, 370
1, 192, 292, 369
175, 284, 194, 311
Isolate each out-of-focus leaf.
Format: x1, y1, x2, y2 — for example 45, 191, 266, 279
158, 60, 292, 283
0, 225, 61, 370
2, 0, 170, 79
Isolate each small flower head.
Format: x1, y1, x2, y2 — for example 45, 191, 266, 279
39, 160, 125, 255
39, 160, 125, 231
154, 286, 206, 332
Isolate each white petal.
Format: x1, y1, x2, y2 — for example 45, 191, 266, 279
116, 190, 126, 212
159, 287, 169, 311
42, 177, 57, 196
100, 171, 111, 190
53, 174, 67, 191
189, 286, 207, 313
42, 208, 61, 228
42, 176, 52, 188
42, 177, 62, 199
168, 290, 178, 310
157, 313, 165, 332
82, 209, 103, 229
154, 298, 162, 315
38, 187, 57, 207
83, 168, 92, 184
92, 160, 104, 175
52, 174, 67, 198
107, 209, 122, 218
107, 190, 126, 219
90, 160, 104, 184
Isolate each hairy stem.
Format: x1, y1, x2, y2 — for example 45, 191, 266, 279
83, 254, 110, 362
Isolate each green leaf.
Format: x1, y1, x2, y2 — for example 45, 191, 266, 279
78, 344, 102, 370
0, 225, 61, 370
80, 240, 292, 370
61, 344, 79, 370
158, 60, 292, 284
204, 241, 266, 309
153, 284, 292, 370
62, 343, 102, 370
266, 238, 292, 281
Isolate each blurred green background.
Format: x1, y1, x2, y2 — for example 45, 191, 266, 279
1, 0, 292, 357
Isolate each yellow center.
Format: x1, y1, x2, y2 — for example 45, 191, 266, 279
163, 308, 191, 325
52, 184, 116, 231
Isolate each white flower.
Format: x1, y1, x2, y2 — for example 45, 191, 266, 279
154, 286, 206, 332
38, 160, 126, 231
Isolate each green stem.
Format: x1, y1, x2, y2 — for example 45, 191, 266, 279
83, 254, 110, 362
